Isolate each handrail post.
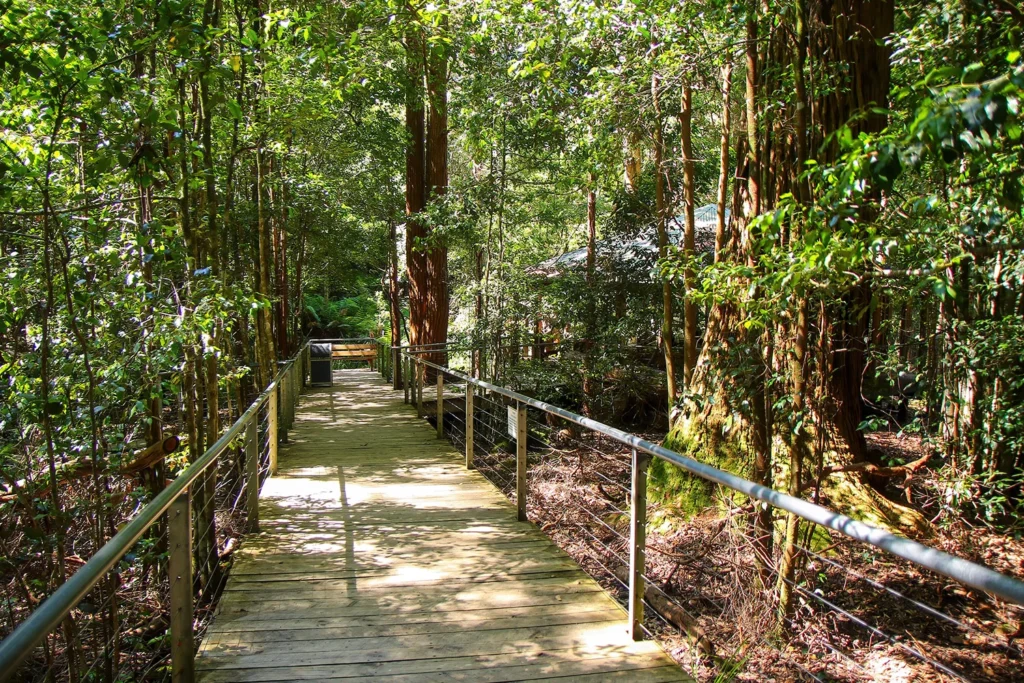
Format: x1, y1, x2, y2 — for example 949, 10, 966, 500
465, 383, 474, 469
628, 448, 649, 640
302, 344, 308, 388
280, 369, 288, 434
245, 414, 260, 533
283, 371, 292, 442
168, 488, 194, 683
392, 347, 401, 389
516, 402, 528, 522
436, 372, 444, 438
268, 385, 279, 475
403, 354, 410, 403
292, 362, 300, 416
416, 358, 424, 417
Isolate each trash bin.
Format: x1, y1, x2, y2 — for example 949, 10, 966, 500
310, 343, 333, 386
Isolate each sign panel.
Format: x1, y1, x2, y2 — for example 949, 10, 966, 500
507, 406, 518, 440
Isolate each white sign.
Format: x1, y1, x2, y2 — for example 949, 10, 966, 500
507, 406, 518, 440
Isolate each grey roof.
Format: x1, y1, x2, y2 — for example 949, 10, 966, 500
529, 204, 729, 278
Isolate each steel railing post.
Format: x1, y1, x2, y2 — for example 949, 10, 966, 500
629, 448, 649, 640
245, 415, 260, 533
292, 362, 300, 416
416, 359, 424, 417
404, 354, 410, 403
269, 386, 279, 475
281, 371, 291, 444
516, 402, 528, 522
465, 383, 474, 469
289, 364, 296, 426
436, 372, 444, 438
168, 488, 194, 683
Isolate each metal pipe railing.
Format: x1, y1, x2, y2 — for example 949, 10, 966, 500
402, 350, 1024, 608
0, 343, 310, 682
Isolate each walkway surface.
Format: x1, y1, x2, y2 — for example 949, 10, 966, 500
195, 369, 688, 682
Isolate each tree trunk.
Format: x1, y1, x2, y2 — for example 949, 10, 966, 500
276, 137, 291, 358
583, 174, 597, 416
405, 16, 427, 349
679, 81, 698, 390
423, 9, 449, 368
624, 131, 643, 192
715, 61, 732, 264
388, 219, 402, 387
652, 72, 678, 411
256, 147, 277, 390
777, 0, 811, 619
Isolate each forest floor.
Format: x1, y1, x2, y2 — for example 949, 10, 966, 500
474, 428, 1024, 683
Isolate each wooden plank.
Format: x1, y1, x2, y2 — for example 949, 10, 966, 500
214, 589, 607, 618
221, 569, 585, 595
221, 562, 583, 589
206, 597, 620, 633
196, 643, 672, 682
197, 621, 645, 667
227, 545, 575, 576
197, 657, 686, 683
200, 607, 626, 647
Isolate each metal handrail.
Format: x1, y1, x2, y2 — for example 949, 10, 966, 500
404, 351, 1024, 607
0, 345, 308, 680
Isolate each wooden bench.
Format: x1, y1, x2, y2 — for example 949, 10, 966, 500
331, 342, 377, 368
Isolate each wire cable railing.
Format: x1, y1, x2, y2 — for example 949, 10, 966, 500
0, 343, 310, 683
394, 345, 1024, 681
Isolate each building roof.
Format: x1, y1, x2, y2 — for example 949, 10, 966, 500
529, 204, 728, 278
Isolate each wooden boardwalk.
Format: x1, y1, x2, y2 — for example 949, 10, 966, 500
196, 369, 688, 682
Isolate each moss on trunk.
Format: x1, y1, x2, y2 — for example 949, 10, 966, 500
656, 393, 931, 537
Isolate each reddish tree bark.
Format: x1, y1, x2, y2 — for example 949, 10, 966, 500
423, 16, 449, 367
405, 21, 427, 348
821, 0, 895, 467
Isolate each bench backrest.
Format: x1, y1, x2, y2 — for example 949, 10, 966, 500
331, 343, 377, 360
